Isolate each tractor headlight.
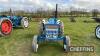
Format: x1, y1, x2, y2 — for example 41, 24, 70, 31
46, 34, 51, 38
48, 35, 50, 37
53, 34, 57, 38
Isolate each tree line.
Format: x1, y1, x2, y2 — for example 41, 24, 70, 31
0, 8, 100, 18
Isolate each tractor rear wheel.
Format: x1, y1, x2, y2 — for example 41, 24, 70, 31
95, 25, 100, 39
0, 18, 12, 36
21, 17, 29, 28
32, 35, 38, 52
63, 36, 70, 52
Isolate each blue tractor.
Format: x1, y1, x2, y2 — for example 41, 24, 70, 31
32, 4, 70, 52
0, 15, 29, 36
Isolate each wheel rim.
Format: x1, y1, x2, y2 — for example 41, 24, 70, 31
23, 19, 28, 27
96, 26, 100, 38
1, 20, 12, 35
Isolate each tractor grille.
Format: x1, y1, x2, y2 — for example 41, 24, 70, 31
46, 29, 58, 39
45, 24, 59, 39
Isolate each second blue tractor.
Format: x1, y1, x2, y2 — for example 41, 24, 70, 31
0, 15, 29, 36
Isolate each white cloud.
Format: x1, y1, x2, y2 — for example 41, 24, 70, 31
72, 0, 100, 9
0, 0, 8, 2
0, 0, 100, 11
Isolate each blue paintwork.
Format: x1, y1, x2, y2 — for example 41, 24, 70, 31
37, 17, 65, 43
47, 17, 57, 24
0, 15, 23, 27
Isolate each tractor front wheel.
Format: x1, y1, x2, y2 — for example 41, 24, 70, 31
21, 17, 29, 28
0, 18, 12, 36
95, 25, 100, 39
32, 35, 38, 52
63, 36, 70, 52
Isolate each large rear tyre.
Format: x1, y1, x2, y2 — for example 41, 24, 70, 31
0, 18, 12, 36
21, 17, 29, 28
32, 35, 38, 53
95, 25, 100, 39
63, 36, 70, 52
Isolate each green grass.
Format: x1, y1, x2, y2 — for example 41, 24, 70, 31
0, 17, 100, 56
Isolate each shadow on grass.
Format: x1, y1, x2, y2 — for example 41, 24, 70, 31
23, 33, 34, 39
13, 27, 23, 29
31, 41, 65, 56
83, 20, 96, 23
89, 33, 100, 42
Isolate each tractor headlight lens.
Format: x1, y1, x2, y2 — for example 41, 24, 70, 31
48, 35, 50, 37
47, 35, 51, 37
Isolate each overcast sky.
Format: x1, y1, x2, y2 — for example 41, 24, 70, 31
0, 0, 100, 11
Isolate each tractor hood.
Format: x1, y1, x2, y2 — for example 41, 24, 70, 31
47, 17, 58, 24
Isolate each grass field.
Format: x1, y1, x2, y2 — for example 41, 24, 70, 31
0, 17, 100, 56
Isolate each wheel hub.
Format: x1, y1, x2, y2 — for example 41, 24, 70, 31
23, 18, 28, 27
